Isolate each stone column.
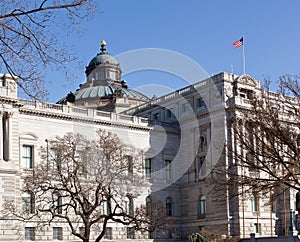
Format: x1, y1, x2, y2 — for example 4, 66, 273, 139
8, 112, 12, 161
2, 112, 9, 161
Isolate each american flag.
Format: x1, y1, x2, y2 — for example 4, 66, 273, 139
233, 37, 243, 48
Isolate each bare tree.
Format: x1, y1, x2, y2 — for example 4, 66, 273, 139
214, 74, 300, 198
0, 0, 96, 99
5, 129, 166, 242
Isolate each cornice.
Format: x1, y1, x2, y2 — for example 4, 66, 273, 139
0, 96, 23, 107
19, 108, 151, 131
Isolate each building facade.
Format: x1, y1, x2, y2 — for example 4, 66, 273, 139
0, 42, 298, 241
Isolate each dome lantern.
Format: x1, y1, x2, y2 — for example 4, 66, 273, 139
85, 40, 120, 79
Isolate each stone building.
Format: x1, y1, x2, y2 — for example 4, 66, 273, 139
0, 41, 298, 241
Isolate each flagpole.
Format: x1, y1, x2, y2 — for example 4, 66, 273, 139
242, 36, 246, 74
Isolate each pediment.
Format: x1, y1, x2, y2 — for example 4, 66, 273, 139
20, 132, 39, 141
236, 74, 257, 87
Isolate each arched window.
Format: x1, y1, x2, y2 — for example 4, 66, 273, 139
124, 196, 134, 216
166, 197, 172, 216
22, 191, 34, 213
198, 195, 206, 217
53, 192, 62, 214
145, 196, 152, 216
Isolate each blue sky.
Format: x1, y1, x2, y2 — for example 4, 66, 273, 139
45, 0, 300, 102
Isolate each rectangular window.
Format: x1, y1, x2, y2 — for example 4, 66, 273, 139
79, 227, 85, 236
22, 145, 33, 169
103, 201, 111, 215
145, 159, 151, 178
104, 227, 113, 240
199, 226, 205, 231
183, 103, 189, 112
98, 70, 105, 80
109, 71, 116, 80
54, 194, 62, 214
127, 227, 135, 239
53, 227, 63, 240
50, 148, 60, 170
252, 193, 259, 212
148, 231, 153, 239
126, 156, 133, 176
198, 156, 206, 177
197, 98, 205, 107
198, 196, 206, 216
167, 108, 175, 118
25, 227, 35, 241
22, 192, 34, 213
165, 160, 172, 180
254, 223, 261, 234
153, 113, 160, 120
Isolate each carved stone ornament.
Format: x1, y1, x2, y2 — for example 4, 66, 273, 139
224, 83, 233, 98
236, 74, 257, 87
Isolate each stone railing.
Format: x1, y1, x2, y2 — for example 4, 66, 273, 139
18, 99, 149, 126
123, 72, 237, 115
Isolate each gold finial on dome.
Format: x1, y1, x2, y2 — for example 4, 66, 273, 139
100, 40, 107, 54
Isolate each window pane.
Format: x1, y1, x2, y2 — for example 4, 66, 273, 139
145, 159, 151, 178
198, 98, 205, 107
124, 196, 134, 215
22, 145, 33, 169
165, 160, 171, 180
198, 157, 206, 177
50, 148, 60, 170
109, 71, 116, 80
166, 197, 172, 216
126, 156, 133, 175
79, 227, 85, 236
103, 201, 111, 215
198, 195, 206, 215
25, 227, 35, 241
254, 223, 261, 234
127, 227, 135, 239
53, 193, 62, 214
98, 70, 105, 79
22, 191, 34, 213
146, 196, 152, 215
104, 227, 113, 239
183, 103, 189, 112
167, 109, 174, 118
154, 113, 160, 120
252, 193, 259, 212
53, 227, 63, 240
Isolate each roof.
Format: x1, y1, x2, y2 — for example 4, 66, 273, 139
87, 53, 119, 67
75, 85, 149, 101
